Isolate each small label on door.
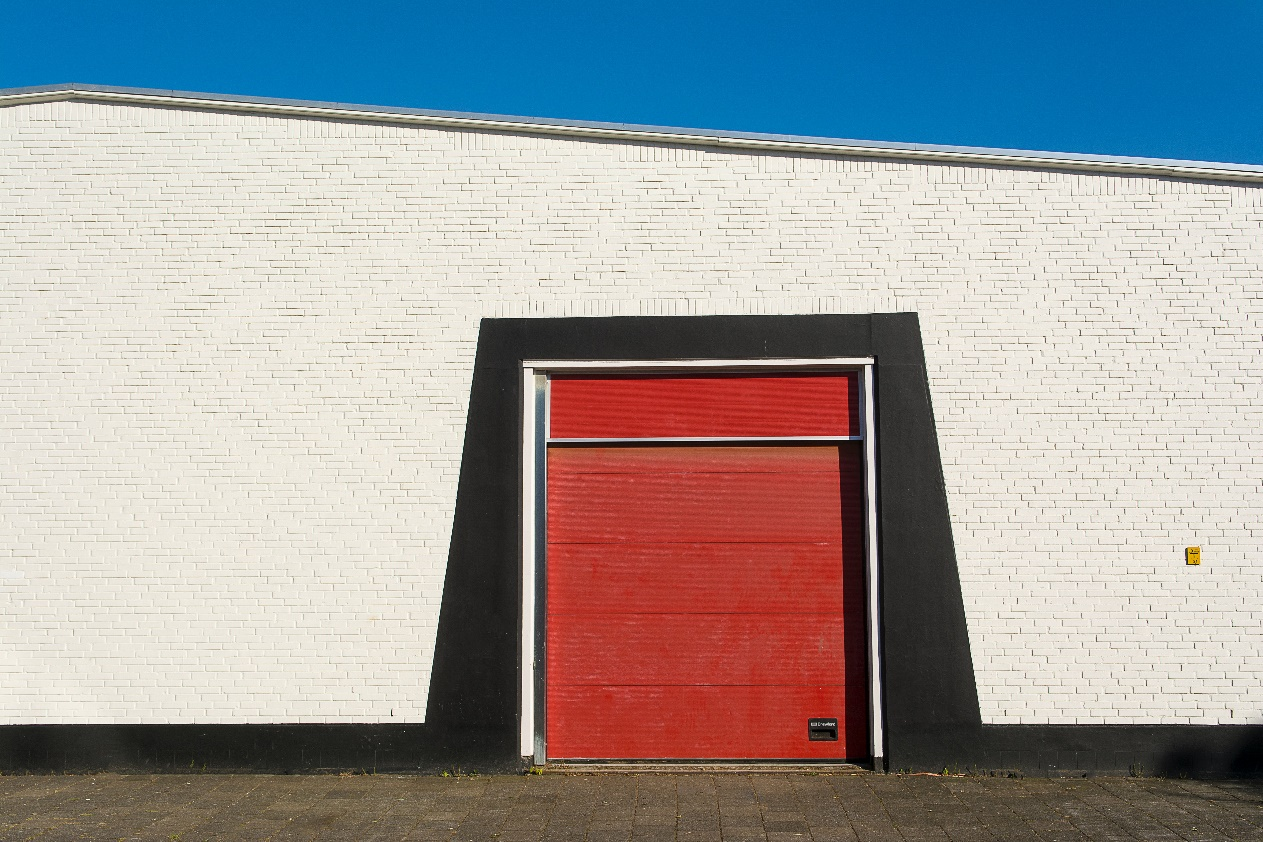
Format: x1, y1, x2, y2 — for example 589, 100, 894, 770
1186, 546, 1201, 565
808, 718, 838, 741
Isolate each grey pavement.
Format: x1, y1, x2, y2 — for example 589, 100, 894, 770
1, 772, 1262, 841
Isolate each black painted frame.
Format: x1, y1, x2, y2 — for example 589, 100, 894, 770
463, 313, 982, 773
2, 313, 1260, 776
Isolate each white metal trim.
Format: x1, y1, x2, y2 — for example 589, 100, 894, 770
519, 367, 537, 758
548, 436, 863, 444
533, 375, 549, 765
543, 377, 553, 441
521, 357, 883, 765
7, 85, 1263, 185
524, 358, 874, 371
860, 364, 885, 760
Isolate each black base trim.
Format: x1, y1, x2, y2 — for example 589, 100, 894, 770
896, 725, 1263, 778
0, 725, 523, 774
3, 724, 1259, 776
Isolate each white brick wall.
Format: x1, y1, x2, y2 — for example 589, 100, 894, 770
1, 100, 1260, 725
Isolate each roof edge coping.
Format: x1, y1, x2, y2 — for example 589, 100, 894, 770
4, 83, 1263, 184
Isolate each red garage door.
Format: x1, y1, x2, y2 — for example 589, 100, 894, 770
544, 373, 869, 760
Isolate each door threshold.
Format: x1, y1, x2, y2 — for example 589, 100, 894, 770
541, 761, 871, 774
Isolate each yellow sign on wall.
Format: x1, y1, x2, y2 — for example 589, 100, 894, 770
1186, 546, 1201, 565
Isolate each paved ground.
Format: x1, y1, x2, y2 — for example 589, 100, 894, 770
1, 772, 1261, 841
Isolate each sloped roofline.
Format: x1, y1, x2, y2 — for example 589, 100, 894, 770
4, 82, 1263, 184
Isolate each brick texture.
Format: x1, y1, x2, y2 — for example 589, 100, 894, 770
1, 101, 1260, 725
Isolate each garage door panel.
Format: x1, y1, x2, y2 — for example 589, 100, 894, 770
547, 470, 844, 544
547, 685, 865, 760
543, 388, 870, 763
547, 542, 850, 614
548, 613, 850, 686
548, 445, 845, 475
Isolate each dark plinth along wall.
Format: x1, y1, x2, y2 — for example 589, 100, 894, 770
2, 313, 1260, 776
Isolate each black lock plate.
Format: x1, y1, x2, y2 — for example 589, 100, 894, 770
808, 718, 838, 741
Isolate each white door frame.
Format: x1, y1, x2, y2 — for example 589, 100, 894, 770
519, 358, 884, 765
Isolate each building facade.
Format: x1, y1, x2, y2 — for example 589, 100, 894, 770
1, 85, 1261, 775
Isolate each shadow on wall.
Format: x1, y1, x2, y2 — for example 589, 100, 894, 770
1157, 728, 1263, 778
423, 334, 522, 769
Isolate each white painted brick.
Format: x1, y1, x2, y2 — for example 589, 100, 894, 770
0, 100, 1260, 726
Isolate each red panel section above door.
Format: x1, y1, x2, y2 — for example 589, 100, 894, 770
549, 372, 859, 439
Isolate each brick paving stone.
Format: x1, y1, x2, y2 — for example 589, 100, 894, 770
895, 776, 980, 840
586, 779, 635, 840
989, 777, 1093, 842
358, 781, 434, 839
631, 776, 677, 841
1115, 780, 1217, 840
827, 775, 899, 841
1139, 778, 1261, 842
319, 782, 411, 842
1086, 780, 1186, 840
18, 776, 140, 842
798, 775, 860, 842
129, 776, 256, 841
0, 777, 92, 841
1167, 780, 1263, 840
111, 777, 224, 842
587, 829, 632, 842
1, 772, 1262, 841
541, 776, 600, 841
941, 777, 1038, 840
630, 832, 676, 842
675, 779, 720, 835
907, 778, 1000, 842
1032, 780, 1138, 842
868, 775, 952, 841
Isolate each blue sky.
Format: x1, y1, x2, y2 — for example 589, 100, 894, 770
3, 1, 1262, 164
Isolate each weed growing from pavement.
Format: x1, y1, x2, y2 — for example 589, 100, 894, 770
440, 767, 480, 778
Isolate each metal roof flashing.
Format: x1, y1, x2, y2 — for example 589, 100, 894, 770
3, 83, 1263, 185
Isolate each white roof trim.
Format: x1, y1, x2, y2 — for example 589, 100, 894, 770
4, 83, 1263, 185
